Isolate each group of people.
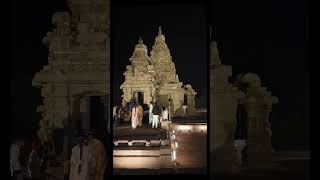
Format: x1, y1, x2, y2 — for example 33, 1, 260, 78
147, 101, 169, 129
112, 105, 125, 126
69, 131, 107, 180
10, 130, 108, 180
113, 97, 173, 129
10, 134, 55, 180
112, 100, 171, 129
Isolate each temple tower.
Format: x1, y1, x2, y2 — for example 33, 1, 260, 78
150, 26, 191, 114
32, 0, 110, 146
120, 37, 156, 105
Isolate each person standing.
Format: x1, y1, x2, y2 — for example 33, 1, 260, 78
28, 142, 41, 180
119, 106, 125, 123
152, 102, 160, 128
131, 103, 138, 129
69, 134, 94, 180
112, 106, 118, 126
161, 106, 169, 122
148, 101, 153, 125
137, 103, 144, 127
129, 98, 135, 113
168, 98, 173, 121
182, 103, 188, 116
10, 138, 23, 180
87, 132, 106, 180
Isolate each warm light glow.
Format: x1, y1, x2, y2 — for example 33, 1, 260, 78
172, 135, 176, 139
113, 149, 162, 169
171, 124, 207, 133
113, 150, 160, 156
113, 157, 159, 169
172, 150, 176, 160
197, 125, 207, 132
177, 125, 193, 131
175, 141, 178, 148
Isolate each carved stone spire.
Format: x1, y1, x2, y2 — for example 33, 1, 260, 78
210, 26, 221, 65
130, 36, 149, 64
158, 26, 162, 35
139, 36, 143, 44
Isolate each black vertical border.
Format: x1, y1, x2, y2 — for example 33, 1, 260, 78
109, 0, 114, 177
207, 0, 213, 177
206, 0, 211, 177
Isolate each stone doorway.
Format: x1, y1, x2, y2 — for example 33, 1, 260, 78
135, 91, 144, 105
90, 96, 107, 139
73, 93, 109, 139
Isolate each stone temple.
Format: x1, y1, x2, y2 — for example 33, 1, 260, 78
120, 27, 197, 115
210, 34, 279, 174
32, 0, 110, 169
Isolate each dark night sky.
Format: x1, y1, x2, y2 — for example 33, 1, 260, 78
210, 0, 309, 149
112, 3, 208, 107
11, 0, 69, 138
11, 0, 309, 149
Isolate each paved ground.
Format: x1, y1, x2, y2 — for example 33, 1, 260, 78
113, 114, 208, 175
214, 152, 310, 180
113, 123, 167, 141
173, 130, 207, 171
172, 111, 207, 123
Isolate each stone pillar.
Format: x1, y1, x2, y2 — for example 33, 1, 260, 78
100, 94, 110, 135
212, 89, 244, 174
187, 94, 195, 112
210, 40, 245, 174
183, 84, 197, 114
172, 91, 184, 115
241, 73, 278, 170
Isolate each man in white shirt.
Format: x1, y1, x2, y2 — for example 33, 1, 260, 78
112, 106, 117, 126
149, 101, 153, 125
183, 105, 187, 116
161, 106, 169, 122
152, 102, 160, 128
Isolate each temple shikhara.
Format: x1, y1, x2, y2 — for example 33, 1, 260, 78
120, 27, 197, 115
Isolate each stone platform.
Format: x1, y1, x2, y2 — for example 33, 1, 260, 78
113, 123, 172, 174
113, 123, 168, 141
113, 115, 208, 175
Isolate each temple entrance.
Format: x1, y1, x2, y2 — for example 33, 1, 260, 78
90, 96, 107, 140
67, 93, 109, 165
136, 91, 144, 105
76, 94, 109, 141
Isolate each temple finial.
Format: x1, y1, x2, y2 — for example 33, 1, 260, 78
158, 26, 162, 35
138, 36, 143, 44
